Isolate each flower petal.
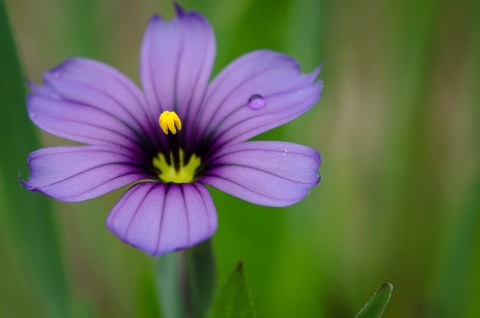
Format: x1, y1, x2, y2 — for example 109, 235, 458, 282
22, 145, 148, 202
140, 6, 216, 128
201, 141, 320, 207
106, 182, 217, 255
28, 58, 156, 150
194, 50, 322, 150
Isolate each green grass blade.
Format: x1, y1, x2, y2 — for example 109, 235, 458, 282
354, 283, 393, 318
433, 175, 480, 317
0, 1, 70, 317
208, 261, 256, 318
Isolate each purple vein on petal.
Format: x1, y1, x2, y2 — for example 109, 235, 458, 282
107, 183, 142, 225
144, 15, 163, 114
43, 75, 142, 130
205, 63, 299, 130
193, 53, 294, 144
210, 75, 318, 135
200, 79, 320, 149
201, 51, 296, 120
30, 147, 143, 169
83, 59, 159, 143
204, 86, 321, 157
193, 183, 211, 234
180, 185, 191, 248
29, 92, 159, 157
156, 184, 170, 254
50, 70, 153, 140
29, 162, 138, 189
213, 78, 320, 136
206, 163, 318, 185
125, 183, 157, 240
28, 107, 149, 161
201, 173, 306, 202
172, 14, 184, 115
180, 14, 213, 141
58, 171, 146, 201
205, 147, 318, 168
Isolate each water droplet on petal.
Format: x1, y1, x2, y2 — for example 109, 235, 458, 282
247, 94, 266, 110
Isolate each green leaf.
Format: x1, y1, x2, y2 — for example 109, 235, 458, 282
0, 1, 70, 317
208, 261, 256, 318
354, 283, 393, 318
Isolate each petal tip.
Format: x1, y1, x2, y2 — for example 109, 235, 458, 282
20, 179, 34, 191
314, 150, 321, 166
18, 171, 33, 191
27, 83, 39, 94
308, 65, 322, 81
173, 2, 185, 16
313, 80, 324, 99
317, 61, 325, 73
150, 13, 161, 22
25, 79, 35, 90
25, 93, 34, 103
43, 58, 78, 82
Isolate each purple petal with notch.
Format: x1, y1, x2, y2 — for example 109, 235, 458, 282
106, 182, 217, 255
28, 58, 155, 148
194, 50, 322, 148
22, 145, 148, 202
140, 6, 216, 129
200, 141, 320, 207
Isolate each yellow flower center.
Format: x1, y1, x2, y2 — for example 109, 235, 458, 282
159, 111, 182, 135
152, 149, 201, 183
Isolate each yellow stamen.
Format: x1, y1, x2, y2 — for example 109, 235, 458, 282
159, 111, 182, 135
152, 149, 201, 183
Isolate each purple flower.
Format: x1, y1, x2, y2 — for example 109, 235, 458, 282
22, 6, 322, 255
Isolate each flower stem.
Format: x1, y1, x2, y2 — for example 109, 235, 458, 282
155, 239, 216, 318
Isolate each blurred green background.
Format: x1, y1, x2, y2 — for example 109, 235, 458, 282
1, 0, 479, 317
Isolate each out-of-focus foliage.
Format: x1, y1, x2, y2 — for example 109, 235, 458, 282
1, 0, 479, 317
0, 1, 69, 317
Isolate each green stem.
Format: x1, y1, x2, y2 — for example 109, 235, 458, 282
155, 240, 216, 318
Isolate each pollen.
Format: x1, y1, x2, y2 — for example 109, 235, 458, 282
159, 111, 182, 135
